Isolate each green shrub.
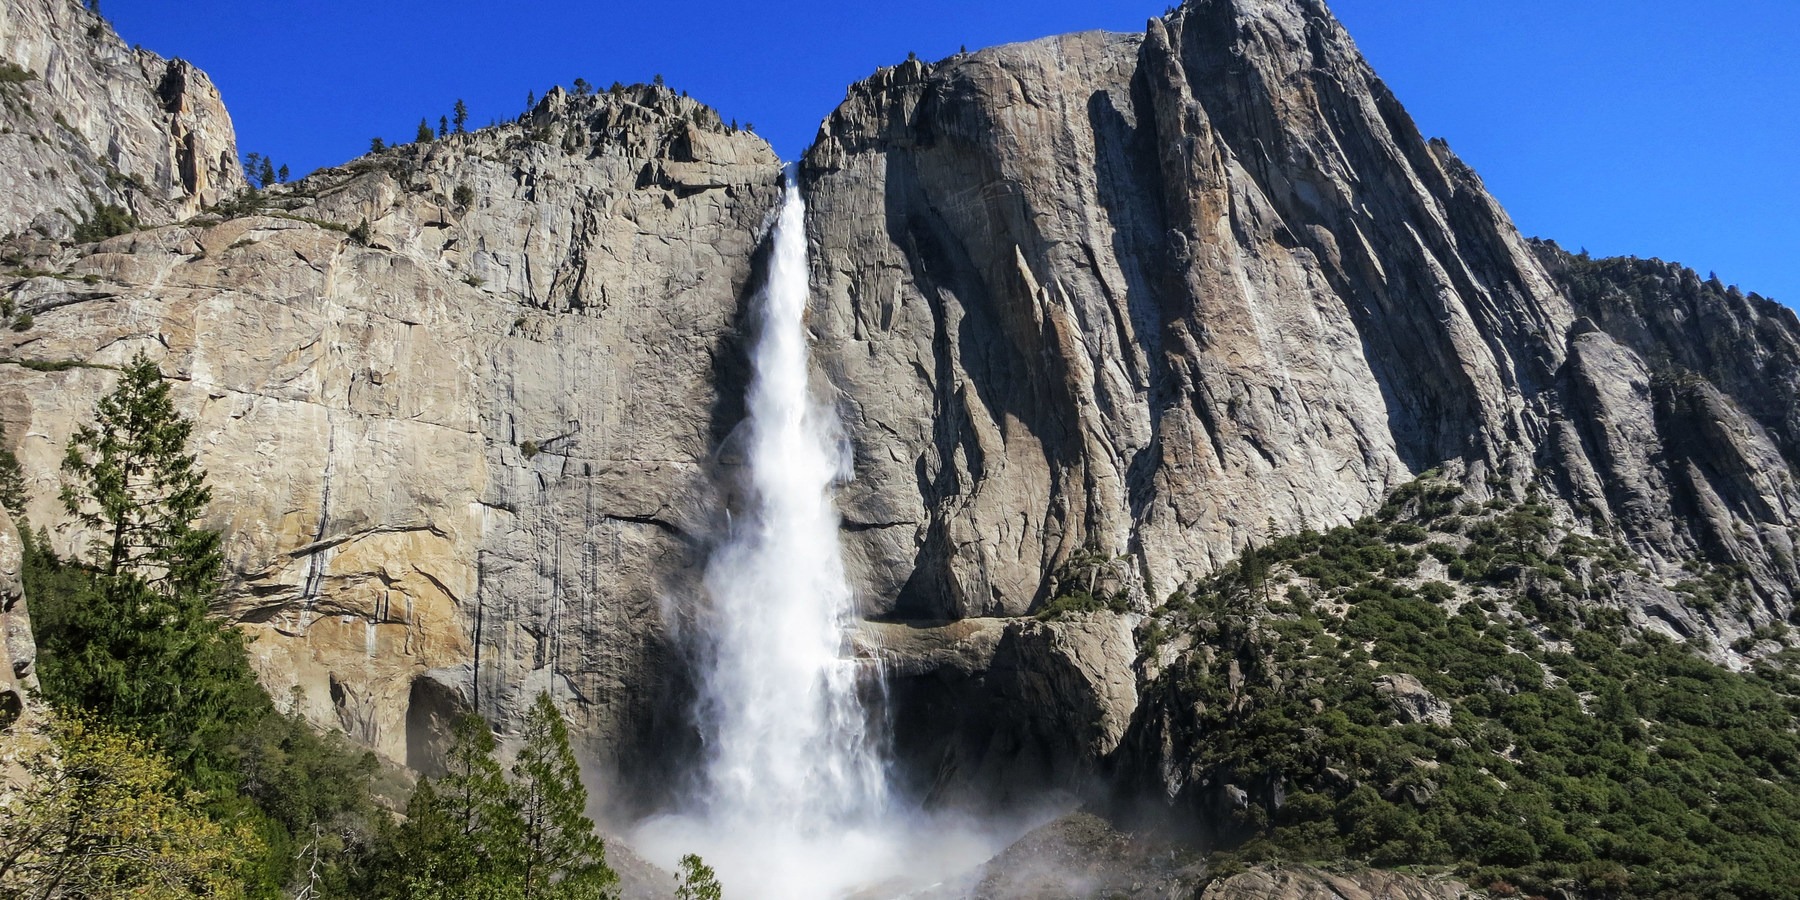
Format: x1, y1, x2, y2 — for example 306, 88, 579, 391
72, 204, 136, 242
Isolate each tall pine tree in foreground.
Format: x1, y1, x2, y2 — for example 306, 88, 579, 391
363, 697, 618, 900
514, 692, 615, 899
28, 351, 380, 895
42, 350, 264, 781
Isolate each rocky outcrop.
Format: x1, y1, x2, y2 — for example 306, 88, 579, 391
0, 76, 782, 813
956, 811, 1206, 899
1200, 866, 1471, 900
1372, 673, 1450, 728
0, 508, 32, 731
0, 0, 243, 237
862, 612, 1139, 806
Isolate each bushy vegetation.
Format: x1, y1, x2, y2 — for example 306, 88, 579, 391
1153, 477, 1800, 898
71, 203, 137, 243
1037, 546, 1136, 620
0, 61, 35, 85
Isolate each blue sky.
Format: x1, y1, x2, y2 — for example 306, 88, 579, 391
100, 0, 1796, 303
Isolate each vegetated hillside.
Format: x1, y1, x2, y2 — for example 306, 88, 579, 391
1116, 472, 1800, 898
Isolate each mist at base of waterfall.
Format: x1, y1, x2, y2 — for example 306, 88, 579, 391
630, 808, 1037, 900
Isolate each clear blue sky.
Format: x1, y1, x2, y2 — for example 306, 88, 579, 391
100, 0, 1797, 303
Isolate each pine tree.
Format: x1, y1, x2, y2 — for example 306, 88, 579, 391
0, 430, 25, 517
44, 352, 267, 778
242, 151, 262, 186
512, 692, 614, 899
60, 351, 219, 594
379, 715, 526, 900
439, 115, 449, 138
675, 854, 723, 900
370, 136, 387, 153
277, 163, 290, 183
417, 118, 435, 143
257, 156, 276, 188
453, 99, 469, 133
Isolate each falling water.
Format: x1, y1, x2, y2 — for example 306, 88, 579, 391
635, 178, 926, 899
693, 178, 890, 830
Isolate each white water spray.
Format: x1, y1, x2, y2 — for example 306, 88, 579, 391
694, 178, 888, 831
636, 180, 968, 899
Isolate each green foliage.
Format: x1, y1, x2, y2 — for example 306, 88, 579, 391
1153, 477, 1800, 898
454, 184, 476, 208
453, 99, 469, 133
675, 854, 722, 900
0, 61, 34, 85
1037, 546, 1134, 620
417, 118, 435, 143
368, 716, 524, 899
514, 693, 616, 898
348, 217, 371, 246
355, 699, 617, 900
60, 351, 219, 589
0, 435, 23, 517
72, 203, 137, 243
0, 710, 261, 898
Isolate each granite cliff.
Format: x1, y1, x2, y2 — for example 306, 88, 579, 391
2, 0, 1797, 850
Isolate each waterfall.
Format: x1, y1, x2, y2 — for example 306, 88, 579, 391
636, 178, 902, 899
696, 177, 889, 832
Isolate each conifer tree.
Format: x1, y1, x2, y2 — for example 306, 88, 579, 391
257, 156, 276, 188
417, 118, 435, 143
513, 692, 614, 899
44, 352, 266, 777
453, 99, 469, 133
60, 350, 219, 595
675, 854, 723, 900
377, 714, 524, 899
439, 115, 449, 138
277, 163, 290, 183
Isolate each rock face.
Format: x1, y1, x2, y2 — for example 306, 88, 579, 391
804, 0, 1800, 798
4, 0, 1800, 839
862, 612, 1139, 805
804, 0, 1800, 620
0, 508, 33, 731
0, 0, 243, 237
0, 65, 782, 813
